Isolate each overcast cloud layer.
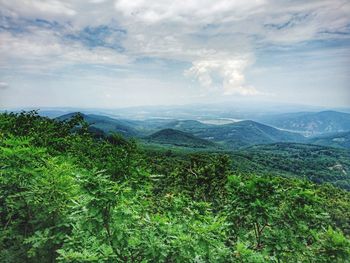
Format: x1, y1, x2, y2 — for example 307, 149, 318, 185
0, 0, 349, 108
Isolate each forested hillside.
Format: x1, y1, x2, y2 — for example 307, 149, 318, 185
259, 111, 350, 136
308, 131, 350, 149
1, 111, 349, 262
230, 143, 350, 190
54, 112, 350, 151
57, 112, 139, 137
145, 128, 218, 149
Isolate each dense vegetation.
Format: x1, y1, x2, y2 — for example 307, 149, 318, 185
308, 131, 350, 149
145, 128, 218, 149
143, 142, 350, 191
1, 111, 350, 262
230, 143, 350, 190
57, 112, 140, 137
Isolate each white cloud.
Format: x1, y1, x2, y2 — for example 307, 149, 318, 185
1, 1, 349, 60
112, 0, 350, 44
0, 82, 9, 90
0, 0, 349, 105
114, 0, 266, 24
185, 55, 259, 95
258, 1, 350, 44
0, 0, 76, 19
0, 30, 130, 73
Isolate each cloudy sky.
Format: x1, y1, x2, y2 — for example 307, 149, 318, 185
0, 0, 349, 108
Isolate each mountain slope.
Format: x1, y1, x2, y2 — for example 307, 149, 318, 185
161, 120, 210, 130
57, 112, 139, 137
308, 131, 350, 149
2, 111, 350, 262
259, 111, 350, 136
56, 114, 306, 149
180, 120, 305, 149
145, 128, 216, 148
231, 142, 350, 190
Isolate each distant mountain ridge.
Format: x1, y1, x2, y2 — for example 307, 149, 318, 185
56, 112, 307, 149
162, 119, 305, 149
56, 112, 139, 137
307, 131, 350, 149
56, 111, 350, 150
259, 111, 350, 136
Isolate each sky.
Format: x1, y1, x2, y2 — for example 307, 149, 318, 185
0, 0, 349, 109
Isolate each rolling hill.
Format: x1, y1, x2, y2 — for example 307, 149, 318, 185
308, 131, 350, 149
230, 142, 350, 190
55, 113, 306, 149
56, 113, 308, 149
166, 120, 305, 149
56, 112, 139, 137
161, 120, 211, 130
145, 128, 217, 149
259, 111, 350, 136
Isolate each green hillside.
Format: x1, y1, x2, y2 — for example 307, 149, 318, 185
308, 131, 350, 149
156, 119, 305, 149
230, 143, 350, 190
161, 119, 210, 130
189, 120, 304, 149
56, 112, 350, 153
56, 113, 306, 149
145, 141, 350, 190
145, 128, 217, 149
57, 112, 139, 137
1, 111, 349, 262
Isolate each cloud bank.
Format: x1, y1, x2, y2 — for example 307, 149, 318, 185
0, 0, 349, 107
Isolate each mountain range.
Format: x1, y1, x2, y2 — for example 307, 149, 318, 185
56, 110, 350, 150
166, 120, 305, 149
56, 112, 140, 137
258, 110, 350, 136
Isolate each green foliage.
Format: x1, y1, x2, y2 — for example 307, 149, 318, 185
231, 143, 350, 190
308, 131, 350, 149
57, 112, 139, 137
313, 226, 350, 262
1, 112, 350, 262
226, 174, 328, 261
0, 136, 78, 262
145, 128, 217, 149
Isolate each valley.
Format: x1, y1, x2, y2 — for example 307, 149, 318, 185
55, 110, 350, 190
55, 109, 350, 150
2, 1, 349, 261
1, 110, 350, 262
